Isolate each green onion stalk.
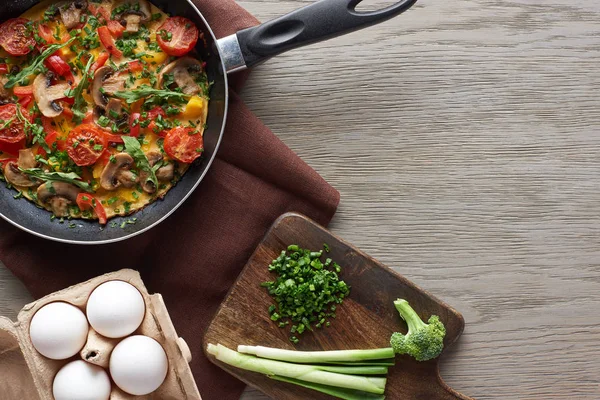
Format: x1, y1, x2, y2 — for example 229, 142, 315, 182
206, 344, 387, 395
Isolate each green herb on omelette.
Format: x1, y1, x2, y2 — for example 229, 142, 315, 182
66, 56, 95, 124
113, 85, 190, 105
19, 168, 92, 192
5, 37, 77, 88
121, 136, 158, 190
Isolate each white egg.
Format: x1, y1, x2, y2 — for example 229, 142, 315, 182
86, 280, 145, 339
29, 302, 89, 360
53, 360, 111, 400
110, 335, 169, 395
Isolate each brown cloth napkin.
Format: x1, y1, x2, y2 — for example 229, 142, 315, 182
0, 1, 340, 399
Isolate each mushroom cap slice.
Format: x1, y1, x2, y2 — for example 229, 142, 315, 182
37, 182, 82, 217
4, 149, 41, 187
92, 67, 126, 108
58, 0, 88, 30
17, 149, 37, 170
33, 73, 71, 118
0, 76, 11, 104
3, 162, 38, 187
112, 0, 151, 33
155, 163, 174, 181
100, 153, 139, 191
158, 57, 204, 96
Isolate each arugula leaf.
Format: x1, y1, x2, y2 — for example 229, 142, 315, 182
113, 85, 190, 104
19, 168, 92, 192
5, 37, 77, 88
121, 136, 158, 190
67, 56, 95, 124
16, 106, 51, 154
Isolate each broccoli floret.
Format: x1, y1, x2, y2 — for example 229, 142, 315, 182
389, 299, 446, 361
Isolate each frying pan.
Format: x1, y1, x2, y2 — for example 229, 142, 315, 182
0, 0, 417, 244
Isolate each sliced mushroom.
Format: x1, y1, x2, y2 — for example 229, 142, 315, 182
112, 0, 151, 33
4, 164, 36, 188
0, 76, 11, 105
18, 149, 37, 169
92, 66, 126, 109
37, 182, 82, 217
138, 151, 173, 193
156, 163, 174, 181
3, 150, 41, 187
33, 73, 71, 118
100, 153, 139, 191
158, 57, 204, 96
106, 98, 124, 117
58, 0, 88, 30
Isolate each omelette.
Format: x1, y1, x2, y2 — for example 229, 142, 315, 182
0, 0, 209, 224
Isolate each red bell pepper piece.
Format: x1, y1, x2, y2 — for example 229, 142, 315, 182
146, 107, 168, 136
129, 113, 141, 137
46, 54, 75, 82
76, 193, 107, 225
17, 95, 33, 108
104, 132, 125, 144
107, 20, 126, 38
91, 51, 110, 73
127, 60, 144, 73
0, 64, 8, 74
88, 4, 111, 22
38, 24, 55, 44
98, 26, 122, 58
13, 85, 34, 96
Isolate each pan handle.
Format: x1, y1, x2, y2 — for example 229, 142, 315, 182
217, 0, 418, 73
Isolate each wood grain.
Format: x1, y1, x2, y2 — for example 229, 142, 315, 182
2, 0, 600, 398
204, 213, 468, 400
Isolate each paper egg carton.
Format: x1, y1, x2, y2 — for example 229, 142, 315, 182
0, 269, 201, 400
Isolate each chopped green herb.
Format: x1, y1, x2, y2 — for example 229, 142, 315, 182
5, 38, 76, 88
261, 245, 350, 343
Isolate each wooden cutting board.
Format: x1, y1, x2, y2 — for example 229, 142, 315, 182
204, 213, 471, 400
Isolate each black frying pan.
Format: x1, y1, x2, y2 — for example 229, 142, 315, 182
0, 0, 417, 244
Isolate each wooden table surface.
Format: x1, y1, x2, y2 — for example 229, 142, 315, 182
2, 0, 600, 398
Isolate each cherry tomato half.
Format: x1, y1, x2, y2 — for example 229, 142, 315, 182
164, 126, 204, 164
0, 64, 8, 74
157, 17, 199, 57
76, 193, 107, 225
0, 18, 36, 56
66, 124, 108, 166
0, 104, 29, 144
0, 139, 24, 156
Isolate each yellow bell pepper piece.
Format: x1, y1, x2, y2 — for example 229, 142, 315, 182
183, 96, 206, 119
140, 50, 168, 65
